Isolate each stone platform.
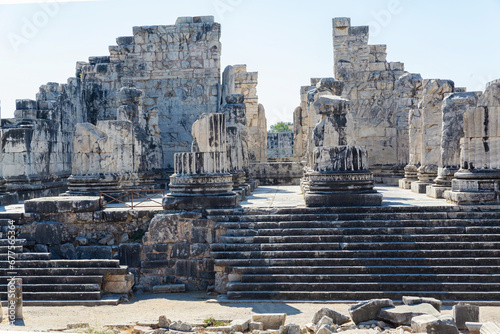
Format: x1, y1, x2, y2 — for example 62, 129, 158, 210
240, 185, 453, 208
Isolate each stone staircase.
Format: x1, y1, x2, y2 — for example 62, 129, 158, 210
0, 213, 128, 306
210, 206, 500, 301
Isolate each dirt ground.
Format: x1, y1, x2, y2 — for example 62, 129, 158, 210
0, 292, 499, 332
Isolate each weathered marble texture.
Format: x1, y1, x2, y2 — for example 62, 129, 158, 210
333, 17, 422, 185
222, 65, 267, 162
445, 79, 500, 204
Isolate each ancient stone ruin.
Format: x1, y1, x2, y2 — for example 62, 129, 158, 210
1, 14, 500, 311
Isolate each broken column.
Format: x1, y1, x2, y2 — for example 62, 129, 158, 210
445, 79, 500, 204
427, 91, 480, 198
411, 79, 454, 193
220, 94, 250, 199
303, 78, 382, 207
163, 113, 238, 209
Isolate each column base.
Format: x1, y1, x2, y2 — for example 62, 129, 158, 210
411, 181, 432, 194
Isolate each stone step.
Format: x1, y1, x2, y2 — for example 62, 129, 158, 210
212, 241, 500, 252
207, 205, 500, 216
11, 295, 122, 306
0, 259, 121, 268
0, 238, 27, 246
220, 233, 500, 244
0, 266, 129, 276
0, 291, 102, 300
216, 257, 500, 267
226, 290, 500, 301
211, 211, 500, 223
241, 273, 500, 283
227, 281, 500, 292
0, 275, 104, 284
0, 213, 24, 220
226, 226, 468, 237
212, 249, 500, 260
217, 219, 500, 230
0, 252, 50, 260
0, 245, 24, 252
231, 265, 500, 275
0, 283, 101, 292
212, 243, 342, 252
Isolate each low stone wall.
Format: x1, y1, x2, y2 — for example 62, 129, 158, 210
250, 162, 304, 185
267, 132, 294, 159
20, 196, 216, 292
140, 212, 215, 291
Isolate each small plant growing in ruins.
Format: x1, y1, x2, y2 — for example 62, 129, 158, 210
203, 317, 231, 328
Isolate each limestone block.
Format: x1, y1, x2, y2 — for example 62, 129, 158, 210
279, 323, 301, 334
452, 303, 479, 330
77, 246, 112, 259
252, 314, 286, 330
103, 273, 135, 294
411, 315, 458, 334
402, 296, 442, 311
480, 322, 500, 334
230, 319, 250, 332
24, 196, 102, 213
378, 303, 441, 326
159, 316, 171, 328
348, 299, 394, 324
248, 322, 264, 331
312, 307, 350, 325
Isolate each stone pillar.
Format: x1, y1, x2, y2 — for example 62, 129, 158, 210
220, 94, 250, 199
445, 79, 500, 204
302, 78, 382, 207
163, 113, 238, 209
411, 79, 454, 193
427, 91, 480, 198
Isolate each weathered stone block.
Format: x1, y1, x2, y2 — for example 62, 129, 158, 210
411, 315, 458, 334
402, 296, 442, 311
152, 284, 186, 293
312, 307, 350, 325
77, 246, 112, 259
453, 303, 479, 330
252, 314, 286, 330
118, 243, 141, 267
25, 196, 101, 213
348, 299, 394, 324
35, 221, 61, 245
103, 273, 134, 294
378, 303, 441, 326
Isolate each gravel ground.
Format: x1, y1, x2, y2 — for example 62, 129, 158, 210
0, 293, 499, 332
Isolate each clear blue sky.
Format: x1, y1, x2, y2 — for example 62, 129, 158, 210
1, 0, 500, 127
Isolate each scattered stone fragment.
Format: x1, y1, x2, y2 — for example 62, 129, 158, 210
411, 314, 458, 334
315, 324, 334, 334
479, 322, 500, 334
249, 322, 264, 331
466, 322, 482, 334
279, 323, 301, 334
230, 319, 250, 332
158, 316, 171, 328
252, 314, 287, 330
348, 299, 394, 324
169, 321, 192, 332
312, 307, 350, 325
378, 303, 440, 326
402, 296, 442, 312
316, 316, 335, 329
452, 302, 479, 329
